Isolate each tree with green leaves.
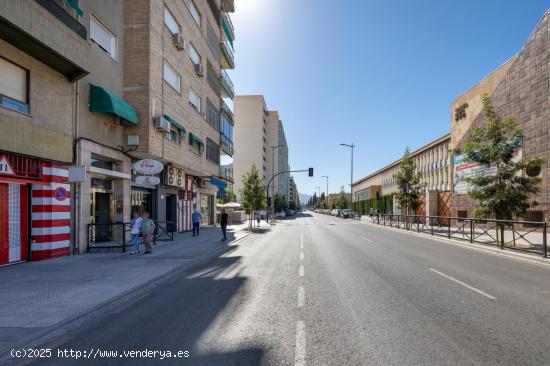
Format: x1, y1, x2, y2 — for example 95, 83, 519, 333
274, 193, 288, 213
239, 165, 267, 228
334, 186, 350, 209
458, 94, 542, 220
220, 185, 236, 204
393, 147, 424, 216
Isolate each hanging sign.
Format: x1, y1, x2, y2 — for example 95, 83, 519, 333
133, 159, 163, 175
0, 156, 14, 175
135, 176, 161, 185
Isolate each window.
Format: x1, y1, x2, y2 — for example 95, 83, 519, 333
163, 61, 181, 92
206, 99, 220, 130
189, 44, 201, 65
167, 124, 181, 143
188, 1, 201, 26
189, 89, 201, 111
0, 57, 29, 113
164, 6, 180, 35
206, 138, 220, 164
90, 15, 117, 58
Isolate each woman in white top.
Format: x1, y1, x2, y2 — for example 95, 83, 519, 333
130, 212, 143, 254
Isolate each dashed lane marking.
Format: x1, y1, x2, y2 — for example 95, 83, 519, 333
297, 286, 305, 308
295, 321, 306, 366
299, 265, 304, 277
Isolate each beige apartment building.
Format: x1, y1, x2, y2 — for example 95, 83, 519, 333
352, 134, 452, 216
233, 95, 290, 204
123, 0, 235, 228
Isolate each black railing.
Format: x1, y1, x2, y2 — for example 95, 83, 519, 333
35, 0, 87, 39
368, 214, 548, 258
88, 220, 174, 252
153, 220, 175, 244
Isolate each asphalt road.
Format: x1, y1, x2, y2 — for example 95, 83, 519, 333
25, 212, 550, 365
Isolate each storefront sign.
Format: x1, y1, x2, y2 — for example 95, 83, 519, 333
135, 176, 160, 186
453, 148, 522, 195
0, 156, 14, 175
133, 159, 163, 175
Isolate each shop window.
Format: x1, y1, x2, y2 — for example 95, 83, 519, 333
0, 57, 29, 114
90, 15, 117, 59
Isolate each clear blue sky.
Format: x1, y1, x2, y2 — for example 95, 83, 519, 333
230, 0, 549, 197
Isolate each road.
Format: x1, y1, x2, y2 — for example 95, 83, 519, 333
26, 212, 550, 365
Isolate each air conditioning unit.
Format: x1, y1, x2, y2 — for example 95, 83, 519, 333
195, 63, 204, 77
172, 33, 186, 50
153, 116, 171, 132
196, 178, 207, 188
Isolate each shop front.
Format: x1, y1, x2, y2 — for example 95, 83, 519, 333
0, 151, 71, 264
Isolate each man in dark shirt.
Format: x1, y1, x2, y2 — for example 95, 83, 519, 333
220, 209, 230, 241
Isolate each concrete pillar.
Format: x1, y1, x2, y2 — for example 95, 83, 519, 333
426, 190, 439, 216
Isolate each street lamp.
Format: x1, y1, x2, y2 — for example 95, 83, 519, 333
322, 175, 329, 208
340, 143, 355, 199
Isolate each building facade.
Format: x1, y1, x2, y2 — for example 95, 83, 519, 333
233, 95, 290, 204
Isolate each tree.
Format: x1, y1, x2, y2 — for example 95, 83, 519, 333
393, 147, 424, 216
239, 165, 267, 228
220, 185, 236, 204
458, 94, 542, 220
274, 193, 288, 212
334, 186, 350, 209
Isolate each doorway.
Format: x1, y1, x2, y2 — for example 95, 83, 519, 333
166, 194, 177, 232
94, 192, 111, 241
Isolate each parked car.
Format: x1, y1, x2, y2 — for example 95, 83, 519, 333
340, 209, 353, 219
277, 211, 286, 218
331, 209, 341, 216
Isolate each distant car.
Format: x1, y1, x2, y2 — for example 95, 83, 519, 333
331, 209, 341, 216
340, 209, 353, 219
277, 211, 286, 218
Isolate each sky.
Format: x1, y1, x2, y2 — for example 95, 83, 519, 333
229, 0, 549, 198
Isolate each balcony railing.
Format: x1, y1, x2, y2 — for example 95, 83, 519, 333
220, 41, 235, 69
221, 99, 233, 122
35, 0, 87, 39
220, 69, 234, 99
220, 133, 234, 156
222, 12, 235, 44
220, 166, 234, 182
221, 0, 235, 12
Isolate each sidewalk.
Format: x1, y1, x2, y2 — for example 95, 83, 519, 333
0, 222, 254, 352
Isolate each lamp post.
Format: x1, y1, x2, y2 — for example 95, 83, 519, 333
322, 175, 329, 209
340, 143, 355, 199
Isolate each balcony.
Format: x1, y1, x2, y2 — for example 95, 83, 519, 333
0, 0, 90, 81
220, 133, 234, 156
221, 0, 235, 12
220, 69, 234, 99
221, 99, 233, 123
220, 41, 235, 69
220, 165, 234, 182
221, 12, 235, 46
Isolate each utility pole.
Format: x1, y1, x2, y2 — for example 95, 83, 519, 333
322, 175, 329, 208
340, 143, 355, 200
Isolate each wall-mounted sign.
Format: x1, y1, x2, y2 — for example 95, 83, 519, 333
133, 159, 163, 175
54, 187, 68, 201
135, 176, 161, 186
0, 155, 14, 175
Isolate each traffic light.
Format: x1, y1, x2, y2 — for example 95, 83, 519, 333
308, 168, 314, 177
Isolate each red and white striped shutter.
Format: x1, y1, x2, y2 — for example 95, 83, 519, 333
0, 183, 28, 265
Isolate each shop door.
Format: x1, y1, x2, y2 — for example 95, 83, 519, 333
0, 183, 28, 264
94, 192, 111, 242
166, 194, 177, 232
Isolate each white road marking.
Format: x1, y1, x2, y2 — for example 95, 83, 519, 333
362, 236, 373, 243
429, 268, 496, 300
297, 286, 305, 308
299, 265, 304, 277
295, 321, 306, 366
300, 231, 304, 249
300, 251, 304, 261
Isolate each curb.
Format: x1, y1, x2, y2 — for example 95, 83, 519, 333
357, 219, 550, 268
0, 230, 257, 363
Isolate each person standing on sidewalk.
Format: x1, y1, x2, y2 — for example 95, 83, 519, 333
192, 208, 202, 237
140, 211, 155, 254
220, 209, 230, 241
130, 212, 142, 254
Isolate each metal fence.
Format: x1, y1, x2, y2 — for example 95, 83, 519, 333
367, 214, 548, 258
88, 220, 174, 252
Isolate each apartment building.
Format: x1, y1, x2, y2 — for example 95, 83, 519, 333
233, 95, 290, 203
123, 0, 235, 228
0, 0, 90, 263
289, 176, 299, 207
352, 134, 452, 216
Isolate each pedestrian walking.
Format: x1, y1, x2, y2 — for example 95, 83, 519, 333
220, 208, 230, 241
192, 207, 202, 236
140, 211, 155, 254
255, 211, 261, 227
130, 212, 142, 254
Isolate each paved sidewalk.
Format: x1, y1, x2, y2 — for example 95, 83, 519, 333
0, 222, 255, 352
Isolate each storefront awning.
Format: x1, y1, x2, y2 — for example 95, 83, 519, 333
163, 114, 185, 133
89, 84, 138, 125
189, 132, 204, 146
210, 177, 228, 191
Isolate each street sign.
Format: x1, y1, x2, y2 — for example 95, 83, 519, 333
133, 159, 163, 175
135, 176, 161, 185
0, 155, 14, 175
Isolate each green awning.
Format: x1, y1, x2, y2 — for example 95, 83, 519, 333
189, 132, 204, 146
64, 0, 84, 17
163, 114, 185, 133
221, 16, 234, 50
89, 84, 138, 125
